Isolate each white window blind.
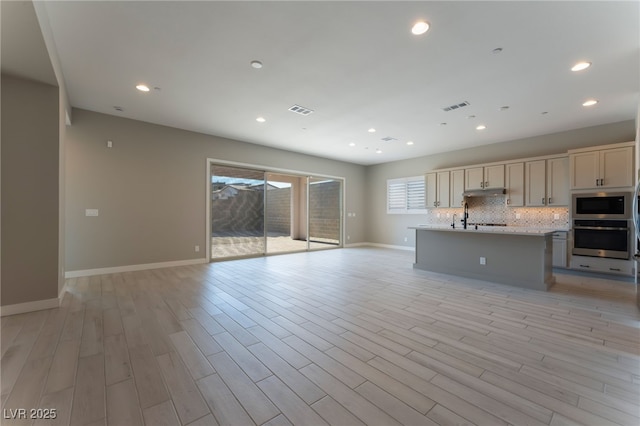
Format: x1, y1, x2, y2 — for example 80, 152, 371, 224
387, 176, 426, 214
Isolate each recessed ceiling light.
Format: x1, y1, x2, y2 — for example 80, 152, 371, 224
251, 60, 263, 69
411, 21, 430, 35
582, 99, 598, 107
541, 111, 549, 115
136, 84, 150, 92
256, 116, 266, 122
440, 122, 447, 126
492, 47, 503, 54
500, 106, 510, 111
476, 124, 487, 130
349, 142, 356, 147
407, 141, 414, 146
571, 61, 591, 72
113, 106, 124, 112
467, 115, 476, 119
375, 148, 382, 154
368, 128, 376, 133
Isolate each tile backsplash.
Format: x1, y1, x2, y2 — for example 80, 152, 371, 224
425, 195, 570, 229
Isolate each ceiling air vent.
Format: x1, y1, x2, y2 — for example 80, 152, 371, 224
288, 104, 314, 115
442, 101, 470, 112
381, 136, 398, 142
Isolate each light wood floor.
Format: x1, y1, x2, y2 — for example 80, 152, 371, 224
2, 247, 639, 426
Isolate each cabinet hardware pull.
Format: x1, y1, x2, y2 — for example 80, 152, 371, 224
485, 181, 489, 188
480, 182, 484, 188
506, 199, 510, 205
548, 197, 552, 204
542, 197, 545, 205
609, 268, 621, 271
600, 178, 604, 186
579, 264, 590, 268
596, 179, 599, 186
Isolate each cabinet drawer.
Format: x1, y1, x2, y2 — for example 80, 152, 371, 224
570, 256, 633, 276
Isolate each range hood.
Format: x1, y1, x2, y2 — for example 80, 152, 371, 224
463, 188, 506, 197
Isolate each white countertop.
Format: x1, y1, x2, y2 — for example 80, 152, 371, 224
409, 224, 557, 236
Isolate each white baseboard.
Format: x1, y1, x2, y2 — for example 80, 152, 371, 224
0, 297, 60, 317
65, 258, 209, 278
345, 242, 414, 251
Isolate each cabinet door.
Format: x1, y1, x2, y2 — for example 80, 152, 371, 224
464, 167, 484, 190
484, 164, 505, 189
425, 172, 437, 208
552, 239, 567, 268
547, 157, 569, 206
525, 160, 546, 206
505, 163, 524, 207
601, 146, 634, 188
450, 169, 465, 207
570, 151, 599, 189
436, 171, 450, 208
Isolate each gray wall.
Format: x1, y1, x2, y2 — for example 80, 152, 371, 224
1, 74, 60, 306
65, 108, 367, 271
365, 120, 636, 248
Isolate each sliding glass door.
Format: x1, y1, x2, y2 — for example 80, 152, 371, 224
309, 177, 342, 250
210, 163, 343, 260
210, 165, 265, 260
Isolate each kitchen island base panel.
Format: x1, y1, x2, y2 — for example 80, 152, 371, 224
413, 229, 554, 291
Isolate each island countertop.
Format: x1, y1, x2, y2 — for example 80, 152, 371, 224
408, 224, 558, 237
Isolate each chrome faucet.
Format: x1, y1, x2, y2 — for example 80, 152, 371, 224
451, 213, 457, 229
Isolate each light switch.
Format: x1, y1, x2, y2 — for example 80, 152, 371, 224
85, 209, 99, 217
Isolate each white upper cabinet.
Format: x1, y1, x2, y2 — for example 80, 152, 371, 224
464, 167, 484, 190
525, 160, 547, 206
570, 144, 634, 190
505, 163, 524, 207
450, 169, 465, 207
547, 156, 569, 206
437, 171, 450, 208
465, 165, 504, 190
600, 147, 634, 188
426, 171, 450, 208
524, 156, 569, 207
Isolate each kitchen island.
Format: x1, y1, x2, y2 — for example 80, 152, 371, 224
409, 225, 555, 291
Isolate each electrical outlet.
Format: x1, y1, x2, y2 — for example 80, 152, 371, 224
515, 213, 521, 219
404, 237, 408, 242
480, 257, 486, 265
194, 245, 200, 252
85, 209, 99, 217
347, 235, 350, 240
553, 213, 560, 220
437, 213, 441, 218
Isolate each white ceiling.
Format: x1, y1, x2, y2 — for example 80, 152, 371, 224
40, 1, 639, 166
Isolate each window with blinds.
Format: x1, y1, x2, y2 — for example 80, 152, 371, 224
387, 176, 427, 214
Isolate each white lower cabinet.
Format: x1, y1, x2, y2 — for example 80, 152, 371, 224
552, 232, 567, 268
570, 256, 634, 276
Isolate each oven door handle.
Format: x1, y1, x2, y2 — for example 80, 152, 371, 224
573, 226, 629, 231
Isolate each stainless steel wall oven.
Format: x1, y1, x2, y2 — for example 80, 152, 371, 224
572, 219, 630, 260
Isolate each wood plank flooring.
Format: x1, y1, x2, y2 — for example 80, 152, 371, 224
1, 247, 639, 425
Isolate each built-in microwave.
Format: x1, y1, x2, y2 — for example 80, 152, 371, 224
572, 192, 631, 219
